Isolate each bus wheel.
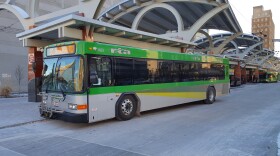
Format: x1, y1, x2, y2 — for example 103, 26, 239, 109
204, 87, 216, 104
116, 95, 137, 121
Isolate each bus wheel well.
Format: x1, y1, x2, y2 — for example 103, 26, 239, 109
115, 93, 141, 119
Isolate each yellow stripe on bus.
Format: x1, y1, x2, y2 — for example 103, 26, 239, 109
138, 92, 206, 99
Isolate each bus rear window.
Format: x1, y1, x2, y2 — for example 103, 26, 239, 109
46, 45, 75, 56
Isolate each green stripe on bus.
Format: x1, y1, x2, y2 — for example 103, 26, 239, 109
89, 80, 229, 95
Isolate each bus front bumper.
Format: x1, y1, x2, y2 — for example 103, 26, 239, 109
56, 112, 88, 123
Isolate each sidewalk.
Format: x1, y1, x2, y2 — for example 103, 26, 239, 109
0, 97, 43, 128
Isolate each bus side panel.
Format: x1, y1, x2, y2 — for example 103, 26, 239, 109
87, 83, 229, 123
88, 93, 118, 123
137, 84, 207, 112
214, 83, 230, 96
138, 83, 229, 112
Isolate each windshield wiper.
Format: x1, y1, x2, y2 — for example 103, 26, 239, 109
59, 85, 66, 101
56, 62, 66, 101
46, 63, 55, 93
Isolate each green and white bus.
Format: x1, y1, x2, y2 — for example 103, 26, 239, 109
260, 72, 278, 83
40, 41, 230, 123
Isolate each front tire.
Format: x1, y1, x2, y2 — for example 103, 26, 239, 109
204, 87, 216, 104
116, 95, 137, 121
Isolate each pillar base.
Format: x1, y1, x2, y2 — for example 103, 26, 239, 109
28, 77, 42, 102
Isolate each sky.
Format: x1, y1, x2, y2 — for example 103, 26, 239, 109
211, 0, 280, 57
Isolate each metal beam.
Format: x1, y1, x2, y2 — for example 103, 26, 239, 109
0, 3, 32, 30
211, 32, 242, 55
182, 3, 230, 42
146, 38, 157, 42
113, 31, 126, 37
58, 27, 83, 40
17, 14, 196, 47
198, 30, 213, 49
28, 0, 39, 18
131, 3, 184, 32
245, 50, 263, 63
130, 35, 143, 40
257, 54, 274, 66
23, 38, 54, 47
159, 40, 170, 45
92, 33, 180, 53
239, 42, 263, 59
99, 0, 219, 23
17, 19, 77, 40
95, 27, 106, 33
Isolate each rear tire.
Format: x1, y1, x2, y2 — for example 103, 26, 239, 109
204, 87, 216, 104
116, 95, 137, 121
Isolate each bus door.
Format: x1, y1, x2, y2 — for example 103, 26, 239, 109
88, 56, 114, 122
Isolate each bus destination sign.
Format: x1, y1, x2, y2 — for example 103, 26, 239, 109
47, 45, 75, 56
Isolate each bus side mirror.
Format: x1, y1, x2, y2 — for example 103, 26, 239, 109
32, 62, 36, 72
43, 64, 48, 74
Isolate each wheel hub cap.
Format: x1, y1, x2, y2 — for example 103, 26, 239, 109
121, 99, 133, 115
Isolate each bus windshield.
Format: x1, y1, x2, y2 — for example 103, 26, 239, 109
42, 56, 84, 93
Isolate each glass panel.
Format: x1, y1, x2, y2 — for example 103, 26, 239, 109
89, 57, 112, 87
156, 61, 172, 83
134, 59, 150, 84
147, 60, 158, 83
115, 58, 133, 86
42, 56, 84, 93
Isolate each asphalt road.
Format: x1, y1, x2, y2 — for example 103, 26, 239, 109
0, 83, 280, 156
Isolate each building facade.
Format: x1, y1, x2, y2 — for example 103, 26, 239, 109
0, 0, 122, 93
252, 5, 275, 50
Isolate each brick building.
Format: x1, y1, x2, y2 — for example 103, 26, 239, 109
252, 6, 275, 50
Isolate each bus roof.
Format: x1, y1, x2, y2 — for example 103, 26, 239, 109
45, 41, 229, 64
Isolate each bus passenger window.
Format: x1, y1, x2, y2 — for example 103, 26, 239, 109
89, 57, 112, 87
115, 58, 133, 86
134, 59, 150, 84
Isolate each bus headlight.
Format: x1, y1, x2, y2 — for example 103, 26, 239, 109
68, 103, 77, 110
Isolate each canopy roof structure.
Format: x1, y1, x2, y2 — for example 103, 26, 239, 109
195, 33, 262, 50
194, 33, 279, 70
98, 0, 242, 42
0, 0, 279, 71
16, 14, 195, 52
99, 0, 242, 34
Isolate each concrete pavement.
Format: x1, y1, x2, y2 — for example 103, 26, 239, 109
0, 97, 43, 129
0, 83, 280, 156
